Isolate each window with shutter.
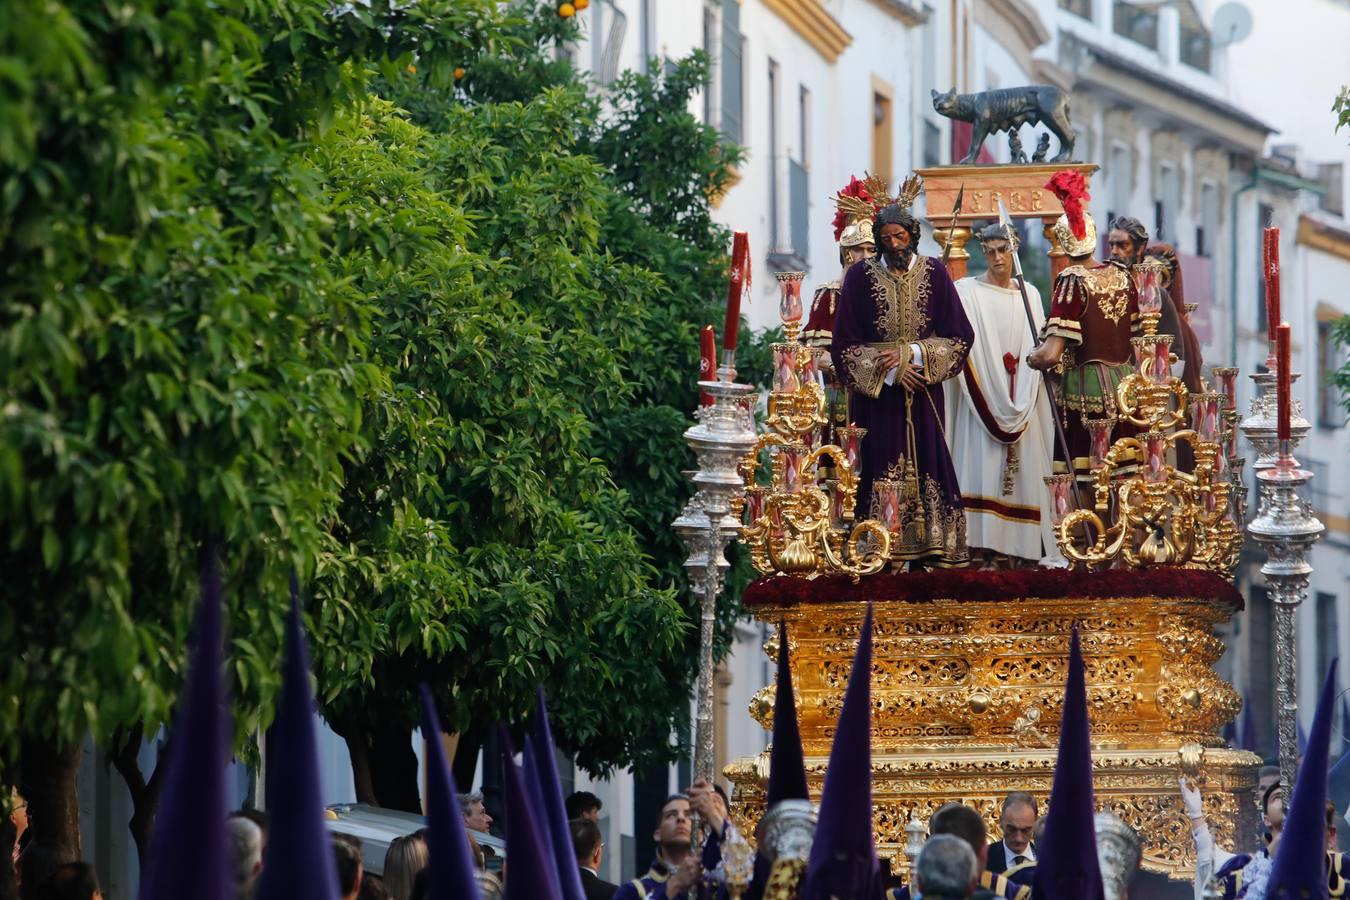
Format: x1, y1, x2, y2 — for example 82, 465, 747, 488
720, 0, 743, 144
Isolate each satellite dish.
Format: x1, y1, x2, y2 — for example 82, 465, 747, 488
1211, 2, 1254, 46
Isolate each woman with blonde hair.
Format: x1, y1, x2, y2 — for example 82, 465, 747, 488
382, 833, 429, 900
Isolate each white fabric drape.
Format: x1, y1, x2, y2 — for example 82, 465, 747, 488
945, 276, 1063, 564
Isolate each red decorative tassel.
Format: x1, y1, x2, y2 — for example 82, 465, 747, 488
723, 232, 750, 354
699, 325, 717, 405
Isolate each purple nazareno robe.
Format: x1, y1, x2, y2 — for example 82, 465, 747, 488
830, 255, 973, 567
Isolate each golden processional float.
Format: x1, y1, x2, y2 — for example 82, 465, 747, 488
673, 164, 1324, 885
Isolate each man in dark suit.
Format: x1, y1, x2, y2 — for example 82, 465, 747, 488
986, 792, 1038, 875
571, 816, 619, 900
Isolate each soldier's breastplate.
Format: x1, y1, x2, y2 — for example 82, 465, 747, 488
1075, 274, 1133, 366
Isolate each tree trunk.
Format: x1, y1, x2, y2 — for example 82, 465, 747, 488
332, 710, 419, 811
19, 736, 82, 862
451, 728, 482, 791
368, 726, 421, 813
332, 713, 378, 807
109, 723, 168, 867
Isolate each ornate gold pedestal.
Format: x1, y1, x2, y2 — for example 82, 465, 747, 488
916, 162, 1098, 281
725, 578, 1260, 881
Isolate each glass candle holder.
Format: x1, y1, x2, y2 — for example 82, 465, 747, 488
744, 486, 765, 524
1211, 366, 1239, 412
737, 395, 757, 432
1134, 261, 1164, 315
1192, 392, 1221, 441
1149, 337, 1173, 384
1044, 474, 1075, 527
773, 344, 800, 393
1143, 432, 1167, 483
781, 443, 805, 493
775, 271, 806, 325
1085, 418, 1115, 471
1130, 336, 1153, 373
838, 425, 866, 471
874, 478, 901, 533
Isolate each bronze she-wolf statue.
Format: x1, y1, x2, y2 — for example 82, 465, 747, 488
932, 84, 1075, 165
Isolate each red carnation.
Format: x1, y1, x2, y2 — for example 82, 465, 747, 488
1045, 170, 1091, 241
1003, 352, 1018, 375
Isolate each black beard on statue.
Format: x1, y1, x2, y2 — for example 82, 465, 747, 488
882, 245, 915, 271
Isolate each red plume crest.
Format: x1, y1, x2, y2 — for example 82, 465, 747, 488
1045, 170, 1091, 241
832, 176, 874, 241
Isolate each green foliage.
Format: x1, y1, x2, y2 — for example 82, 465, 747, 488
0, 0, 433, 752
580, 54, 767, 657
304, 95, 694, 774
3, 0, 763, 798
326, 23, 770, 778
1332, 316, 1350, 416
1332, 92, 1350, 417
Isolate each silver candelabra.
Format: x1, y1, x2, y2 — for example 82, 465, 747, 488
1241, 366, 1323, 800
674, 366, 757, 790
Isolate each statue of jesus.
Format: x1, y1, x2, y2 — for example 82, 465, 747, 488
830, 190, 973, 569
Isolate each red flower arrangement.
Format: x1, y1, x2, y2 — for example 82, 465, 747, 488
742, 567, 1243, 612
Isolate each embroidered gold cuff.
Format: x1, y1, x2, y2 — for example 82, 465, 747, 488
917, 337, 968, 384
842, 345, 888, 398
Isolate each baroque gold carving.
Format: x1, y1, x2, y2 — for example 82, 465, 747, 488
730, 591, 1256, 881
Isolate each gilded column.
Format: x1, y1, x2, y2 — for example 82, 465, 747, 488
1043, 218, 1070, 279
933, 225, 972, 280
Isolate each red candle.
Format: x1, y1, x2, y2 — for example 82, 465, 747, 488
723, 231, 750, 354
1276, 322, 1291, 445
1264, 227, 1281, 342
699, 325, 717, 404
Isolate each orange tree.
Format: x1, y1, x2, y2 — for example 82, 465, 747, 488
2, 0, 760, 871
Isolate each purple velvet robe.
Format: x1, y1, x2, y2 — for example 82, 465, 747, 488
830, 256, 974, 567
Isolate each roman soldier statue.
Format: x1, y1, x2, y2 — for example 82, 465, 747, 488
805, 178, 877, 448
1027, 170, 1139, 485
